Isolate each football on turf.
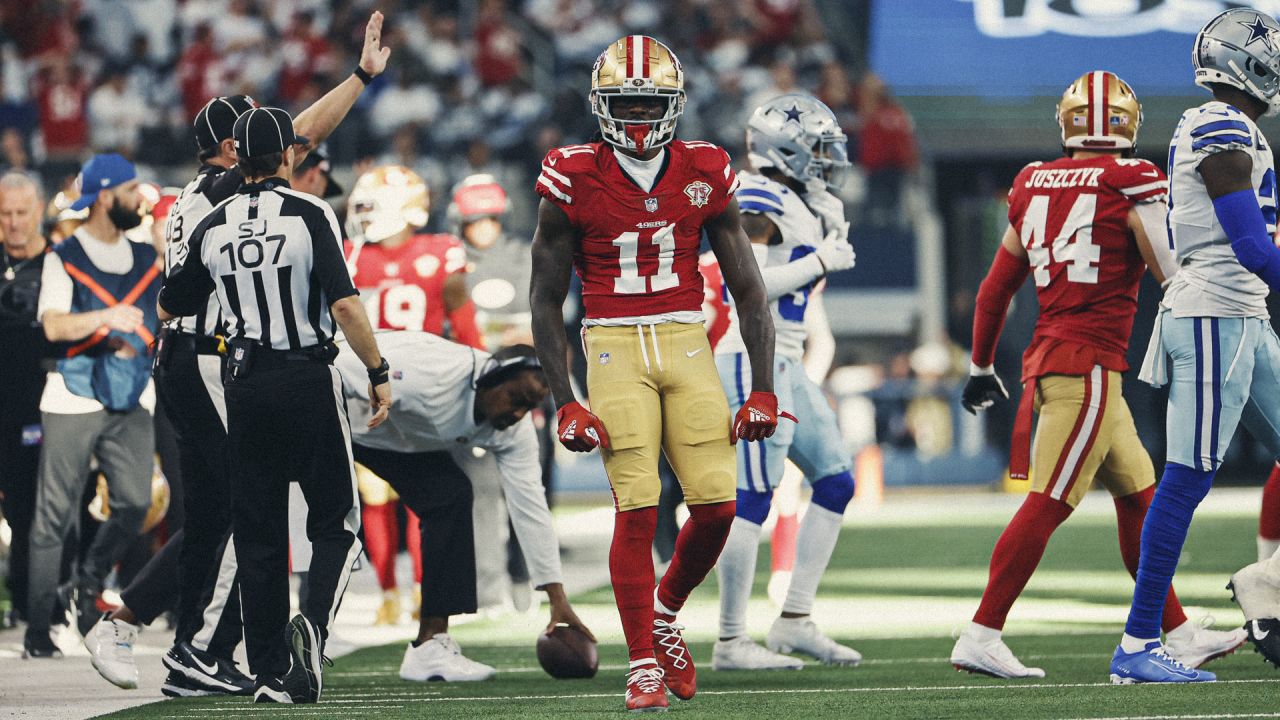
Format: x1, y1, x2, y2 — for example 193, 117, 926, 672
537, 624, 599, 679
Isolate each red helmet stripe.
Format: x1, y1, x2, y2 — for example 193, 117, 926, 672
1100, 71, 1110, 136
643, 36, 652, 78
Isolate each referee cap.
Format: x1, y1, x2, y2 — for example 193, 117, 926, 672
296, 142, 343, 197
233, 107, 310, 160
193, 95, 257, 152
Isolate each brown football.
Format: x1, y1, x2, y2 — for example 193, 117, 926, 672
537, 624, 599, 679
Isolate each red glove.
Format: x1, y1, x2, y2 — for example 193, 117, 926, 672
556, 401, 610, 452
732, 391, 798, 444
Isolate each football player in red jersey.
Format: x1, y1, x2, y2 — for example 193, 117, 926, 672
951, 71, 1246, 678
530, 36, 785, 712
344, 165, 485, 626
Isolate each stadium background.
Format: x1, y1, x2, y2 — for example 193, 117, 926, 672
0, 0, 1275, 490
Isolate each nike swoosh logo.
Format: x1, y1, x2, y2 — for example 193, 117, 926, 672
686, 348, 704, 358
1254, 620, 1270, 640
1147, 657, 1196, 679
193, 655, 220, 676
548, 157, 558, 166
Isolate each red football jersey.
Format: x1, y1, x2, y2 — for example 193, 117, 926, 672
535, 140, 739, 320
1006, 155, 1167, 379
345, 233, 467, 334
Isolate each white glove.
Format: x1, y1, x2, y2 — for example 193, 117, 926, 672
814, 229, 855, 274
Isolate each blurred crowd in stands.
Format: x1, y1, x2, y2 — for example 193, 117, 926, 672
0, 0, 917, 236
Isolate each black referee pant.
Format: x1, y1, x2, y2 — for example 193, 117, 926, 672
155, 339, 242, 658
226, 354, 360, 677
351, 445, 477, 617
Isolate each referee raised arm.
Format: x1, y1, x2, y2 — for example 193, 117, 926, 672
158, 106, 392, 705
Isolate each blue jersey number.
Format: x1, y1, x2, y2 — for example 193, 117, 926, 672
778, 246, 816, 322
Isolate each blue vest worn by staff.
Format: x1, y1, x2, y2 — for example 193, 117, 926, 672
55, 235, 161, 412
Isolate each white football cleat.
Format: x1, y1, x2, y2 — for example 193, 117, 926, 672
1229, 560, 1280, 621
85, 615, 139, 689
1164, 625, 1248, 668
766, 617, 861, 666
399, 634, 496, 682
950, 631, 1045, 679
712, 636, 804, 671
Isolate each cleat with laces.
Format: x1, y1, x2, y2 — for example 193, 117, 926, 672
1109, 641, 1216, 684
399, 634, 496, 681
1165, 623, 1248, 668
625, 660, 668, 713
162, 670, 220, 698
653, 617, 696, 699
712, 636, 804, 671
85, 614, 139, 689
766, 616, 862, 666
949, 630, 1045, 679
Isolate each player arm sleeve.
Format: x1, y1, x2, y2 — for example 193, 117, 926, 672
753, 241, 826, 301
1132, 200, 1178, 284
494, 418, 564, 588
972, 243, 1030, 368
1213, 189, 1280, 290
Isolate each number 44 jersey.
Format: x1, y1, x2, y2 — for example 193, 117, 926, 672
535, 140, 738, 322
1006, 154, 1167, 379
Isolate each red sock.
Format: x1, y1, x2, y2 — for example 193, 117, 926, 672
361, 502, 399, 591
1115, 486, 1188, 632
1261, 464, 1280, 541
656, 501, 736, 616
611, 507, 658, 661
973, 492, 1073, 630
771, 512, 798, 573
406, 510, 423, 584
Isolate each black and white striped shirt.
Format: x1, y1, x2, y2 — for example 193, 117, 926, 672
159, 178, 357, 350
164, 164, 244, 337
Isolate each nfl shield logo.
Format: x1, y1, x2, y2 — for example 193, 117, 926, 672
645, 197, 658, 213
599, 352, 611, 365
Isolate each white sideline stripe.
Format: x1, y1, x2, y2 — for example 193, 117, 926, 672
1048, 364, 1102, 501
1065, 715, 1280, 720
165, 677, 1279, 713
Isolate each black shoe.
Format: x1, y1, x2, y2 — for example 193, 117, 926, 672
163, 641, 255, 695
22, 629, 63, 659
161, 670, 220, 698
281, 614, 327, 703
1246, 618, 1280, 667
74, 586, 101, 637
253, 677, 292, 704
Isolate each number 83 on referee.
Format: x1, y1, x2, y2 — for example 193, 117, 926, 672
157, 106, 391, 703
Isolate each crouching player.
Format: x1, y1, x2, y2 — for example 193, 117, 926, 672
955, 70, 1245, 679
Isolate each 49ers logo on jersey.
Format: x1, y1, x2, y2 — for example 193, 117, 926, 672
684, 181, 712, 207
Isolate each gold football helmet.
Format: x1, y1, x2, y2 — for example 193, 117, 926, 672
345, 165, 430, 243
1057, 70, 1142, 153
590, 35, 685, 153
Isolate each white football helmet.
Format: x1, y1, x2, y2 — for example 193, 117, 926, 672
345, 166, 430, 243
747, 93, 850, 192
1194, 8, 1280, 116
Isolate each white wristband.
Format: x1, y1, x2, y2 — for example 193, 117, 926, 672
970, 362, 996, 376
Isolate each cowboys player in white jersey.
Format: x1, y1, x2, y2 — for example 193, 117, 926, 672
1112, 7, 1280, 683
710, 93, 860, 670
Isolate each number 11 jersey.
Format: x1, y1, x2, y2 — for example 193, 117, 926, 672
1006, 154, 1167, 379
535, 140, 739, 323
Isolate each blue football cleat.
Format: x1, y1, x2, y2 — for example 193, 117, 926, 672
1110, 642, 1216, 684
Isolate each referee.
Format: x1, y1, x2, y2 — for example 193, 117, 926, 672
158, 106, 392, 705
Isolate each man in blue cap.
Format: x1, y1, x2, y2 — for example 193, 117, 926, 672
24, 152, 161, 659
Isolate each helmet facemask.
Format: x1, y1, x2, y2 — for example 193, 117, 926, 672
591, 90, 684, 155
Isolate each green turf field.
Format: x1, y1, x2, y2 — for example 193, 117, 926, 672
100, 503, 1280, 719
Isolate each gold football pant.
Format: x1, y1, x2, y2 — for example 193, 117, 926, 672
1030, 367, 1154, 507
583, 322, 735, 511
